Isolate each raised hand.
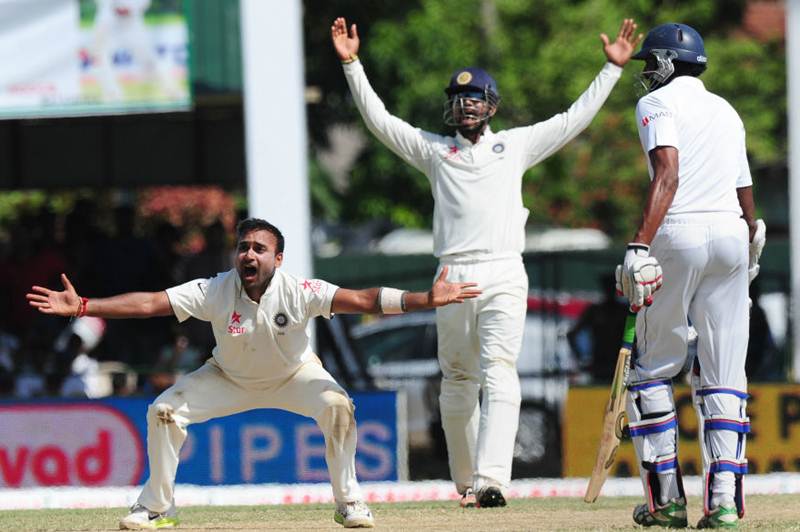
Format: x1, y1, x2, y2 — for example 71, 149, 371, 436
26, 273, 81, 317
430, 266, 482, 306
600, 18, 643, 67
331, 16, 360, 62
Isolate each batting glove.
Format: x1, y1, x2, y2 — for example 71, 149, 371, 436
748, 219, 766, 284
616, 243, 663, 312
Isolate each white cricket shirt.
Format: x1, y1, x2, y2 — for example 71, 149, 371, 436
635, 76, 752, 216
166, 269, 338, 388
343, 60, 622, 258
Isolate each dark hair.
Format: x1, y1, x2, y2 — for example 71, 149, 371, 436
673, 60, 706, 79
236, 218, 284, 253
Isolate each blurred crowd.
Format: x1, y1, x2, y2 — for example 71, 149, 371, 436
0, 198, 234, 399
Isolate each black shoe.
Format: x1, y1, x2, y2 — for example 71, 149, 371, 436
477, 486, 507, 508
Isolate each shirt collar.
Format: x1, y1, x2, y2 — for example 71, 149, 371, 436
670, 75, 705, 91
234, 268, 279, 305
455, 125, 494, 147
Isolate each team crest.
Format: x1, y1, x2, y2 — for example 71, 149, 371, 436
492, 143, 505, 153
456, 71, 472, 85
273, 313, 288, 328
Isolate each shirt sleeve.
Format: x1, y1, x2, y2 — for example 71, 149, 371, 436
296, 278, 339, 320
736, 126, 753, 188
520, 62, 622, 168
636, 96, 679, 154
343, 60, 437, 175
165, 278, 212, 323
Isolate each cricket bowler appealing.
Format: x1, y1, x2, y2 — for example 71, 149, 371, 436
27, 218, 481, 530
332, 16, 642, 508
615, 23, 765, 528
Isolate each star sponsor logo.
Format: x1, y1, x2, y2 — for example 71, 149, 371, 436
301, 279, 323, 294
228, 311, 246, 334
641, 110, 672, 127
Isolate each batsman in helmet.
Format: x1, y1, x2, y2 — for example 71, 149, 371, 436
332, 16, 642, 508
617, 22, 765, 528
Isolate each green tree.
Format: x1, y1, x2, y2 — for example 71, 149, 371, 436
305, 0, 784, 240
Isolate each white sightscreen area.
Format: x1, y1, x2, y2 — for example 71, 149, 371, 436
240, 0, 312, 279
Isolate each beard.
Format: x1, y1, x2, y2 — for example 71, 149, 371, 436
456, 120, 488, 138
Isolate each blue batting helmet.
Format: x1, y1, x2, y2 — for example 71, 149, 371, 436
633, 23, 707, 65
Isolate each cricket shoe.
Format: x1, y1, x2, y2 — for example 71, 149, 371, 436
632, 497, 688, 528
476, 486, 507, 508
459, 488, 477, 508
696, 505, 739, 529
119, 503, 179, 530
334, 500, 375, 528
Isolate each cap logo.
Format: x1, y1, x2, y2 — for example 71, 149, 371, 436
456, 71, 472, 85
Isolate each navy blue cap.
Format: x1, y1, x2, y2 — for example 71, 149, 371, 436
445, 67, 499, 98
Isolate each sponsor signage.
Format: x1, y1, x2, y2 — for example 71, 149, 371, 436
564, 384, 800, 477
0, 392, 404, 487
0, 0, 190, 119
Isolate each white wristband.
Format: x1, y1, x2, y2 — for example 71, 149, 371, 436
379, 287, 406, 314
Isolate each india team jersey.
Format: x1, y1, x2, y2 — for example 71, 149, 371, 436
635, 76, 752, 216
165, 269, 338, 387
343, 60, 622, 258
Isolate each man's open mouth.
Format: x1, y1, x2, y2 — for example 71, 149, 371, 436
242, 265, 258, 279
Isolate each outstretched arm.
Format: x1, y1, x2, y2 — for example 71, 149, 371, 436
331, 266, 481, 314
331, 16, 435, 172
26, 273, 174, 319
522, 19, 641, 168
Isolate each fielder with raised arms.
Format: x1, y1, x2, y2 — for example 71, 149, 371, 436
332, 16, 642, 508
616, 23, 765, 528
27, 218, 481, 530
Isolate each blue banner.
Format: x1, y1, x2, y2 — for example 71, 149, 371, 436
0, 392, 402, 487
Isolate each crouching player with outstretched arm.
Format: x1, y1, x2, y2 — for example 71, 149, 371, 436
27, 218, 481, 530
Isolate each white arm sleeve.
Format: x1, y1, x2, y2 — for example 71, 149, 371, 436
343, 60, 437, 174
635, 96, 679, 153
296, 279, 339, 320
736, 126, 753, 188
521, 62, 622, 168
165, 278, 212, 323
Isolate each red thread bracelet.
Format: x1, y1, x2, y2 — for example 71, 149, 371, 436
77, 297, 89, 318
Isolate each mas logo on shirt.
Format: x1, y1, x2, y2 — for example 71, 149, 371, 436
301, 279, 323, 294
641, 110, 672, 127
273, 313, 289, 328
228, 311, 246, 335
492, 143, 505, 153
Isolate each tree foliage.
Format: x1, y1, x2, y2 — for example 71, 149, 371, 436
304, 0, 785, 240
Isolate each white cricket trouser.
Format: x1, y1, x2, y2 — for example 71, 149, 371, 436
632, 213, 749, 387
435, 253, 528, 494
631, 213, 749, 504
137, 358, 362, 512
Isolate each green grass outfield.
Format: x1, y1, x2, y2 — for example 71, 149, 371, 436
1, 495, 799, 531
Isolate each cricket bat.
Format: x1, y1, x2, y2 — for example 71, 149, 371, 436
583, 312, 637, 503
